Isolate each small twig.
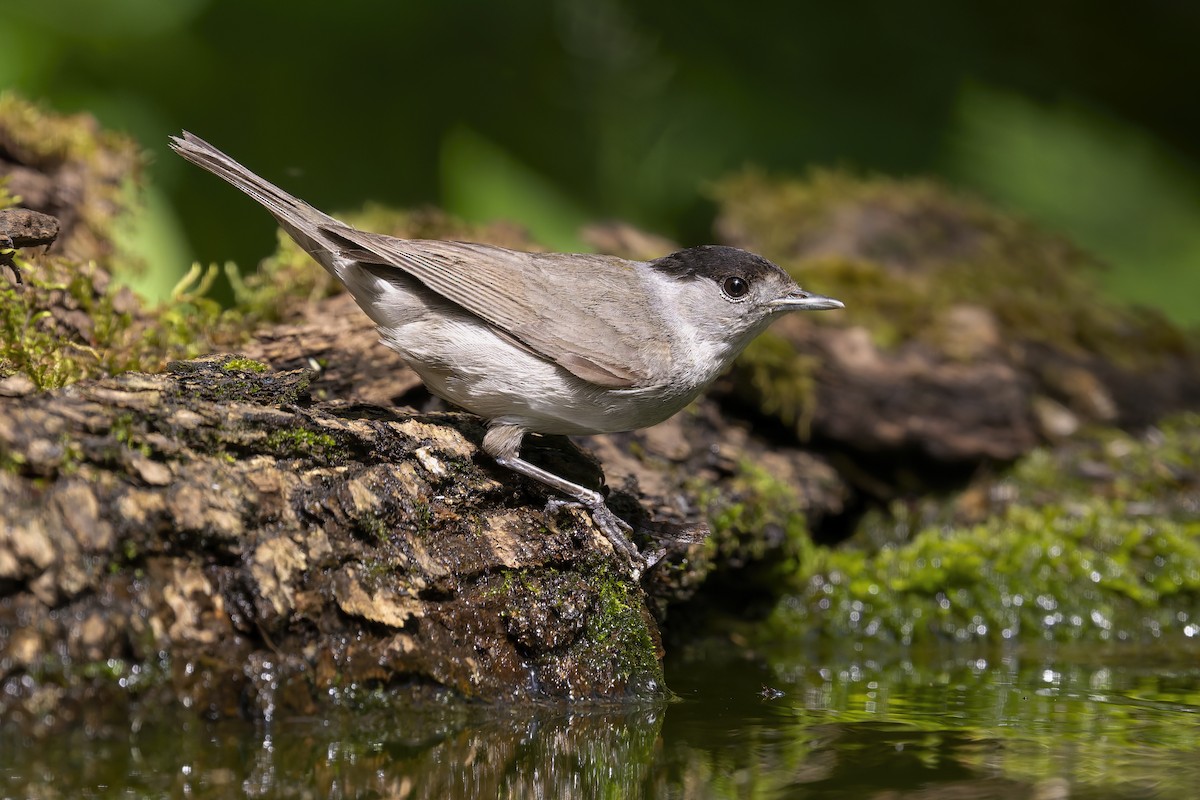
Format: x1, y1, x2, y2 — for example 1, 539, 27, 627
0, 246, 21, 285
0, 208, 61, 286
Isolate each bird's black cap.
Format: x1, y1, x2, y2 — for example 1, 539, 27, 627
650, 245, 783, 283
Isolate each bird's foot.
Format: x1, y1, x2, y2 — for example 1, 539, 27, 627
543, 498, 663, 579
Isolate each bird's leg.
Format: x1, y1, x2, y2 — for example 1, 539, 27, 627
483, 423, 642, 566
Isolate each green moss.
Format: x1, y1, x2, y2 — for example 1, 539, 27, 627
77, 655, 166, 694
0, 178, 18, 210
357, 557, 399, 591
0, 445, 26, 474
734, 333, 821, 439
1010, 413, 1200, 515
0, 93, 142, 278
775, 501, 1200, 647
357, 513, 391, 544
0, 256, 243, 391
0, 98, 323, 388
0, 93, 132, 165
57, 436, 85, 475
410, 498, 434, 536
696, 460, 814, 583
163, 355, 312, 407
1, 269, 82, 387
264, 427, 339, 460
110, 413, 151, 457
219, 356, 268, 373
481, 569, 521, 601
493, 565, 664, 693
80, 658, 128, 682
584, 567, 662, 683
769, 414, 1200, 648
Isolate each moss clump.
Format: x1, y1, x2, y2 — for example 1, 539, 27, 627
264, 427, 339, 461
0, 94, 337, 390
355, 514, 392, 545
777, 502, 1200, 647
495, 565, 665, 696
0, 261, 93, 388
0, 92, 142, 273
0, 95, 234, 388
1007, 413, 1200, 517
220, 356, 268, 373
769, 414, 1200, 648
714, 169, 1193, 364
694, 461, 815, 590
110, 412, 151, 457
585, 567, 663, 685
736, 333, 821, 440
0, 92, 135, 166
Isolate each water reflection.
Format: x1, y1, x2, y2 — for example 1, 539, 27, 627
662, 642, 1200, 799
1, 702, 666, 798
2, 647, 1197, 798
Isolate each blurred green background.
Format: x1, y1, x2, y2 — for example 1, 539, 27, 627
4, 0, 1199, 323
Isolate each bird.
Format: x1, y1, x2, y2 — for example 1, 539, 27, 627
170, 132, 843, 572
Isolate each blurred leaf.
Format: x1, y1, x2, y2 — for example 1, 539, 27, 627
948, 85, 1200, 324
112, 183, 195, 303
4, 0, 207, 39
439, 127, 590, 252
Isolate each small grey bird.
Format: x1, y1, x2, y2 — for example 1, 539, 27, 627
170, 132, 842, 569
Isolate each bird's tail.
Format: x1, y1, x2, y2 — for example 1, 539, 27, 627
169, 131, 348, 279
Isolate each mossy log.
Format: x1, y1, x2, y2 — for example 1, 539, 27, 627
0, 355, 677, 720
0, 340, 849, 722
713, 170, 1200, 501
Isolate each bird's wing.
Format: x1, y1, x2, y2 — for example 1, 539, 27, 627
325, 227, 670, 388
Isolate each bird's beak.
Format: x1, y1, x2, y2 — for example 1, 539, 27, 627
770, 289, 844, 311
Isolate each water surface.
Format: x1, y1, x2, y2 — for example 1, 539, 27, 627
3, 643, 1197, 798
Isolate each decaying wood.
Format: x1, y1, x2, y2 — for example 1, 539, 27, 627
0, 207, 59, 283
0, 356, 678, 718
0, 351, 850, 721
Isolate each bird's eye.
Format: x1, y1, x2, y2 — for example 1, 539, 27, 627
722, 275, 750, 299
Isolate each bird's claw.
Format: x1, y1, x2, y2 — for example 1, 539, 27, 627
543, 498, 659, 579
